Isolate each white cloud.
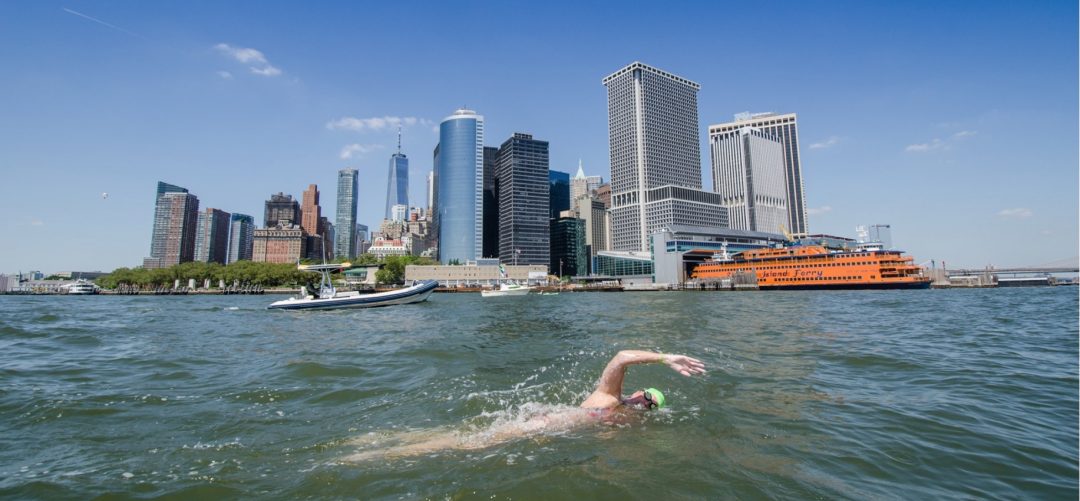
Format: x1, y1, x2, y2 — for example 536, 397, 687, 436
809, 136, 841, 150
340, 143, 383, 159
250, 66, 281, 77
213, 43, 282, 77
30, 219, 44, 226
905, 138, 945, 152
997, 208, 1033, 218
326, 116, 430, 132
907, 130, 978, 153
217, 70, 233, 80
807, 206, 832, 216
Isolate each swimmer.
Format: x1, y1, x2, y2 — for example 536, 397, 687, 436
580, 350, 705, 412
341, 350, 705, 462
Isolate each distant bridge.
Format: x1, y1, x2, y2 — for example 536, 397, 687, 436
946, 267, 1078, 276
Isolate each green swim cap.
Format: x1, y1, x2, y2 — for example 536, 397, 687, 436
644, 388, 666, 409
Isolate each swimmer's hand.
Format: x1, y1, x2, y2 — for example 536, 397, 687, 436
662, 354, 706, 376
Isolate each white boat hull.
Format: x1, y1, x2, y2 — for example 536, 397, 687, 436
481, 286, 532, 297
268, 280, 438, 311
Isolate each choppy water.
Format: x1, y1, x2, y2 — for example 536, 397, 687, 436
0, 288, 1076, 499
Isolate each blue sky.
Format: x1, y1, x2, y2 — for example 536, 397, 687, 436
1, 0, 1077, 273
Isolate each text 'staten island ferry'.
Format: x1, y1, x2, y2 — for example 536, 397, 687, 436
691, 244, 931, 290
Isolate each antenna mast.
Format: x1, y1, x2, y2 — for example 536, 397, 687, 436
397, 126, 402, 155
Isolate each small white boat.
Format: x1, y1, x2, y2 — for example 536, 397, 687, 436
268, 263, 437, 310
481, 283, 533, 297
65, 279, 99, 295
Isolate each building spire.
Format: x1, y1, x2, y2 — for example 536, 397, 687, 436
397, 126, 402, 155
575, 159, 586, 179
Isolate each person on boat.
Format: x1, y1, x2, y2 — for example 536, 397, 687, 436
342, 350, 705, 461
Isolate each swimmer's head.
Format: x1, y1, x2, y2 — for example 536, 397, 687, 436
644, 388, 665, 409
622, 388, 666, 410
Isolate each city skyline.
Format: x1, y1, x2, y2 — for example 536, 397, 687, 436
1, 2, 1077, 272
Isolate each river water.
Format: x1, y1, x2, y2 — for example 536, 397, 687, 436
0, 288, 1076, 499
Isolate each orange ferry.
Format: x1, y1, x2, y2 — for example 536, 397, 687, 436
691, 245, 931, 290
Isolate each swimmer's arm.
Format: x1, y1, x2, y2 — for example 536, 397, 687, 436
580, 350, 704, 408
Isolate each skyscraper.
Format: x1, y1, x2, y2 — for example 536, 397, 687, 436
390, 204, 408, 222
482, 146, 500, 258
335, 168, 359, 259
385, 130, 409, 220
144, 182, 199, 269
573, 195, 608, 261
320, 217, 334, 260
603, 61, 727, 251
300, 184, 325, 260
710, 127, 788, 234
301, 184, 321, 236
193, 207, 231, 264
426, 170, 434, 211
435, 108, 484, 264
497, 132, 550, 267
227, 213, 255, 263
264, 193, 299, 228
549, 170, 570, 219
570, 161, 589, 204
709, 112, 807, 234
550, 211, 586, 277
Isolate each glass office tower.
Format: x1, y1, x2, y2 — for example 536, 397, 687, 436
335, 168, 359, 259
227, 213, 254, 263
435, 108, 484, 264
385, 150, 409, 220
549, 170, 570, 219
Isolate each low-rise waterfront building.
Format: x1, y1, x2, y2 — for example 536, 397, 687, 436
652, 226, 787, 286
53, 271, 107, 280
368, 238, 409, 258
593, 251, 653, 285
405, 264, 549, 287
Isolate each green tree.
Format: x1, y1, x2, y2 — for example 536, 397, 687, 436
354, 253, 379, 265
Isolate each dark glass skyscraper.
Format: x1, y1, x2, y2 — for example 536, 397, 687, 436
482, 146, 500, 258
497, 133, 550, 267
436, 109, 484, 264
335, 168, 359, 259
549, 170, 570, 219
550, 214, 587, 277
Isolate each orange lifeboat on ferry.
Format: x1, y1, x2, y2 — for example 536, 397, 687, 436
690, 245, 931, 290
